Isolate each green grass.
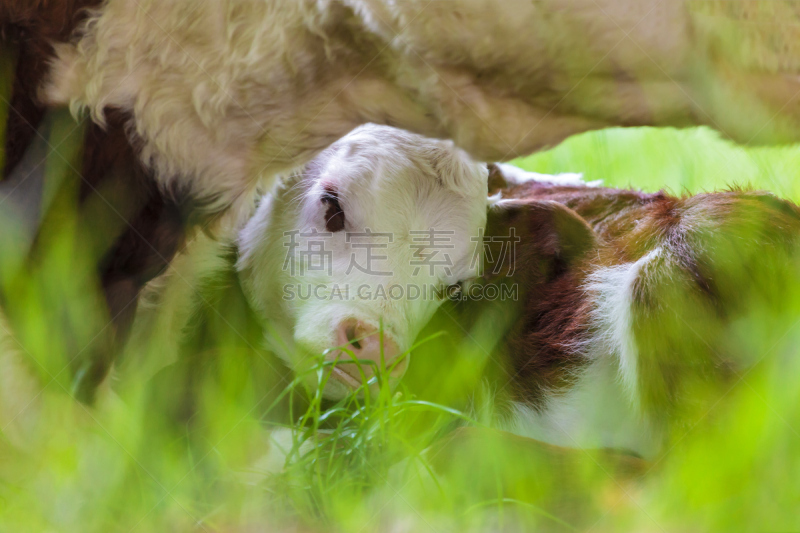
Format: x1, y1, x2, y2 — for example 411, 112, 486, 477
3, 125, 800, 532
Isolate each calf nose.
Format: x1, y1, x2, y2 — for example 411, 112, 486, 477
331, 320, 406, 387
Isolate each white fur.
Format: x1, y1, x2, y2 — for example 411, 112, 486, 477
500, 248, 667, 459
43, 0, 799, 218
583, 248, 663, 409
493, 163, 591, 188
488, 164, 596, 206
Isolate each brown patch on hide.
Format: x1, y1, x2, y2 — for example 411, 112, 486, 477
483, 200, 598, 408
509, 271, 594, 407
490, 177, 800, 419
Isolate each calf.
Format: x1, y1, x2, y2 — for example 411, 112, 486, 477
234, 129, 800, 459
130, 127, 800, 469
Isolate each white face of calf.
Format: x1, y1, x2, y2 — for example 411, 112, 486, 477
238, 125, 488, 398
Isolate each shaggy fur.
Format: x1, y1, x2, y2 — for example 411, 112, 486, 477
41, 0, 800, 218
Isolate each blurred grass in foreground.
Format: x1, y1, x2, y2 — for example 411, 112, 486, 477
2, 126, 800, 532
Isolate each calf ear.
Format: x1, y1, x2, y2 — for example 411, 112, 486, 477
487, 163, 509, 196
485, 200, 597, 274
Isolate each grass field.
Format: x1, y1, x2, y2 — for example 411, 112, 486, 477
2, 125, 800, 532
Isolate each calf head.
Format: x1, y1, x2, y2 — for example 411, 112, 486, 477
238, 125, 488, 398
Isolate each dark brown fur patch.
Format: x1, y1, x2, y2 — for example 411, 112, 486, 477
482, 200, 598, 408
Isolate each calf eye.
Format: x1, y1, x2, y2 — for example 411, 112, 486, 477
321, 187, 345, 232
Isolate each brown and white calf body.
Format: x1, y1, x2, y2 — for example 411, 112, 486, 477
128, 130, 800, 463
233, 129, 800, 461
66, 127, 795, 502
476, 164, 800, 458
